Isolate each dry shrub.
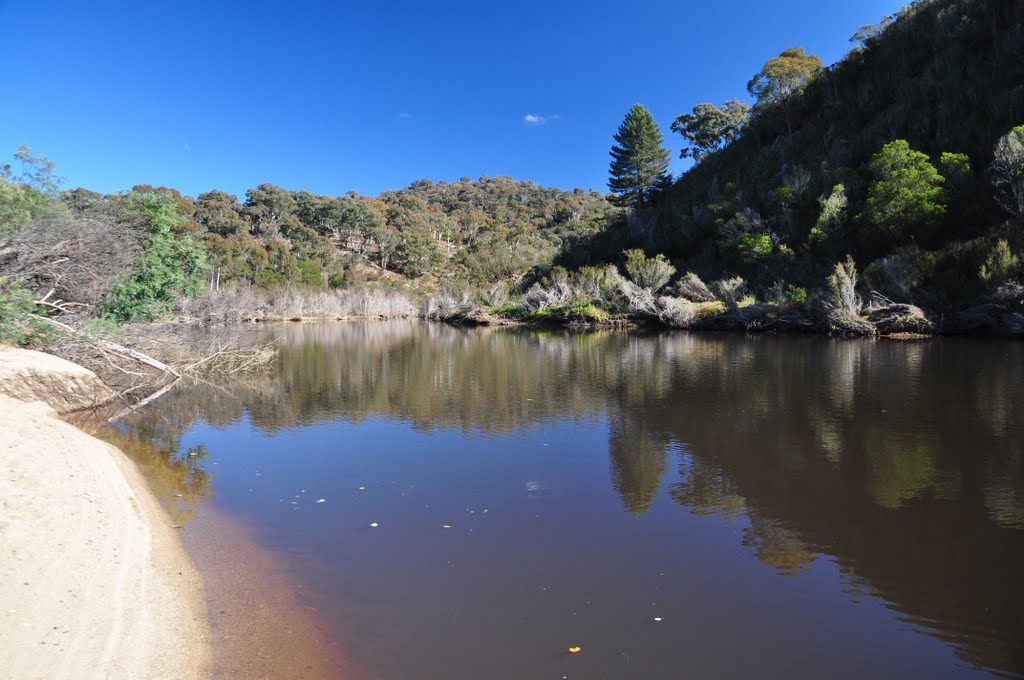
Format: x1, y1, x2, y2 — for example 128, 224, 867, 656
821, 257, 874, 334
523, 281, 573, 312
711, 276, 747, 308
178, 284, 417, 322
0, 211, 144, 306
619, 280, 657, 315
672, 272, 716, 302
657, 297, 697, 328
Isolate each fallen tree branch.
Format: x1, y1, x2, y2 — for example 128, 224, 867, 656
106, 376, 181, 422
32, 315, 181, 378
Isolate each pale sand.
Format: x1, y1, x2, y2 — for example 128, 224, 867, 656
0, 348, 212, 679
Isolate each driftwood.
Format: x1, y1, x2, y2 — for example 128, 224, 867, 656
864, 295, 934, 335
31, 315, 183, 421
33, 315, 181, 378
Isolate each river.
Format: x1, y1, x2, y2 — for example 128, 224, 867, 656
111, 321, 1024, 679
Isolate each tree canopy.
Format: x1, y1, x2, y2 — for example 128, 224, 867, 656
746, 47, 823, 117
671, 99, 750, 162
608, 103, 671, 207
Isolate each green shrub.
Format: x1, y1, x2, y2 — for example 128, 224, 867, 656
328, 271, 346, 289
864, 140, 946, 236
0, 277, 46, 345
623, 249, 675, 292
979, 239, 1020, 283
786, 284, 808, 303
297, 260, 323, 287
97, 193, 207, 323
490, 303, 525, 318
722, 233, 773, 263
809, 184, 847, 242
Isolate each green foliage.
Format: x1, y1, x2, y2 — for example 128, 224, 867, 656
259, 239, 299, 285
195, 190, 248, 236
849, 16, 892, 48
786, 284, 808, 303
809, 184, 848, 242
864, 140, 946, 235
97, 193, 208, 322
524, 298, 607, 323
0, 146, 65, 237
608, 104, 671, 207
244, 183, 295, 233
671, 99, 750, 162
297, 260, 323, 287
979, 240, 1020, 284
328, 271, 346, 289
490, 303, 525, 318
746, 47, 823, 116
623, 249, 675, 292
0, 277, 45, 345
722, 233, 773, 264
634, 0, 1021, 312
939, 152, 972, 196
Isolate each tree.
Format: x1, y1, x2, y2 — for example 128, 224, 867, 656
339, 195, 387, 253
608, 103, 671, 207
747, 47, 822, 131
671, 99, 750, 162
849, 16, 893, 49
0, 146, 65, 237
132, 185, 194, 219
295, 191, 345, 238
747, 47, 823, 109
864, 140, 946, 235
244, 183, 294, 233
194, 190, 248, 236
991, 125, 1024, 218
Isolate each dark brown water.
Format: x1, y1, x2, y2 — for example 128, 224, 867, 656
116, 322, 1024, 679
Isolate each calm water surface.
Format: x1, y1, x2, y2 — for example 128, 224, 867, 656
116, 322, 1024, 679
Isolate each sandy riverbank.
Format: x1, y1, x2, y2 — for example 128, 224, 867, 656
0, 347, 212, 679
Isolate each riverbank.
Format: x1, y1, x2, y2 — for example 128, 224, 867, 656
0, 347, 212, 679
169, 281, 1023, 337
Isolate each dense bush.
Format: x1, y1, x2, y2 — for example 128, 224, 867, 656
623, 249, 675, 292
97, 193, 207, 322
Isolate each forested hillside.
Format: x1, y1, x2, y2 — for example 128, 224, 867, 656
575, 0, 1024, 313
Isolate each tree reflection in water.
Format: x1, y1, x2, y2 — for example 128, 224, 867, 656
116, 321, 1024, 675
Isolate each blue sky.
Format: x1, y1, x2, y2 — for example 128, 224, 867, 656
0, 0, 906, 199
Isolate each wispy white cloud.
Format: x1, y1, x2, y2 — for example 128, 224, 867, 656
524, 113, 560, 126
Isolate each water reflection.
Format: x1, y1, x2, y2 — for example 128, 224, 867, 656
119, 322, 1024, 676
96, 427, 213, 525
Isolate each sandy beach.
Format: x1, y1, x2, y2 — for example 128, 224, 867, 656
0, 348, 212, 679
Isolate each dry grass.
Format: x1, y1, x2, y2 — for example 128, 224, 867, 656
178, 284, 418, 322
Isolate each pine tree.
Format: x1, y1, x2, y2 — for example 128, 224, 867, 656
608, 104, 671, 207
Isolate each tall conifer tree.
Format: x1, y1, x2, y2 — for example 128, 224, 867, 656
608, 103, 671, 207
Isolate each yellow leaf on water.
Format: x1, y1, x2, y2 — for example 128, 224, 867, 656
568, 647, 581, 654
441, 524, 452, 529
